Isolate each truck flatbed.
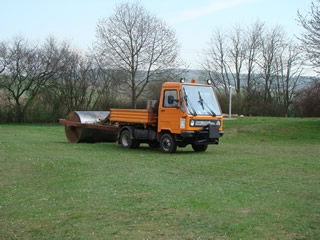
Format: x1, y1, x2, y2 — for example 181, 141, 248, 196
109, 108, 157, 126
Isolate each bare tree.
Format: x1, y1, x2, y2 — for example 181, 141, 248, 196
293, 80, 320, 117
38, 37, 104, 119
45, 45, 101, 115
274, 42, 303, 113
37, 38, 74, 118
228, 26, 246, 95
297, 0, 320, 74
203, 28, 231, 96
0, 41, 8, 74
259, 26, 286, 104
243, 22, 264, 114
59, 52, 96, 112
202, 21, 305, 116
203, 23, 264, 113
0, 36, 60, 122
94, 2, 180, 108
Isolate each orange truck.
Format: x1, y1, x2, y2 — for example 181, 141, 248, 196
59, 78, 224, 153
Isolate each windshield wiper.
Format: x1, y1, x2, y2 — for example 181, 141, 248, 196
183, 87, 197, 116
198, 91, 205, 110
198, 91, 216, 116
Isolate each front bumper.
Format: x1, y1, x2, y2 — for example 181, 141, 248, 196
180, 124, 223, 145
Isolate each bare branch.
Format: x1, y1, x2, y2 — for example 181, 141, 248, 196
94, 2, 180, 108
297, 0, 320, 74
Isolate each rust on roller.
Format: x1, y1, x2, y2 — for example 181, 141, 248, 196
59, 111, 119, 143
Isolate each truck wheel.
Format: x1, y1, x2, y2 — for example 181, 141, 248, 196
120, 129, 133, 149
192, 144, 208, 152
160, 133, 177, 153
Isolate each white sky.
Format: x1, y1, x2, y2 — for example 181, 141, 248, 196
1, 0, 311, 69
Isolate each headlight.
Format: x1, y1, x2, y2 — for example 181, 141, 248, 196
189, 120, 220, 127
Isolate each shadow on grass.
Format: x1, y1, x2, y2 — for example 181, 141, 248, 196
55, 140, 209, 154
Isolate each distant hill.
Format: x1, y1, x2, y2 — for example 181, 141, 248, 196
179, 69, 317, 88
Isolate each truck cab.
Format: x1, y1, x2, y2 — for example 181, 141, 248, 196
156, 79, 224, 153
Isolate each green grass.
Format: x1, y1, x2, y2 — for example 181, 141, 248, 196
0, 118, 320, 239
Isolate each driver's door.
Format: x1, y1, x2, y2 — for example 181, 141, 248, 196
158, 89, 182, 134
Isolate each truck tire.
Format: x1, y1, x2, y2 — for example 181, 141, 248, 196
192, 144, 208, 152
160, 133, 177, 153
120, 129, 132, 148
120, 129, 140, 149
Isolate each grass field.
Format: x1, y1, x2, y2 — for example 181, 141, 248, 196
0, 117, 319, 239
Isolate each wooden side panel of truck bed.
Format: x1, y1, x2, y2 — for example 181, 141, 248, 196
109, 108, 157, 125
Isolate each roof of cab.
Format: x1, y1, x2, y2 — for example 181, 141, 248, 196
161, 79, 210, 89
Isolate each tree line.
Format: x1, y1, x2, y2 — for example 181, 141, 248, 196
0, 1, 319, 123
201, 22, 305, 116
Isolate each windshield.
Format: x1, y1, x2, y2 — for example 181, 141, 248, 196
182, 85, 222, 116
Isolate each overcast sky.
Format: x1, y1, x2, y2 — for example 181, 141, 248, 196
1, 0, 311, 68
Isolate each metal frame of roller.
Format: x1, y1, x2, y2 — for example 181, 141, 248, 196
59, 111, 119, 143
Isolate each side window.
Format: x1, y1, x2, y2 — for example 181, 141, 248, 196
163, 90, 178, 108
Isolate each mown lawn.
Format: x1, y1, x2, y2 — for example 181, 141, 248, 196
0, 117, 319, 239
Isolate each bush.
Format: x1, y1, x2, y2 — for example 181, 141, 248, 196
293, 80, 320, 117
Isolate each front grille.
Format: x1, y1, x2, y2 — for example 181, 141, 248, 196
209, 125, 220, 138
